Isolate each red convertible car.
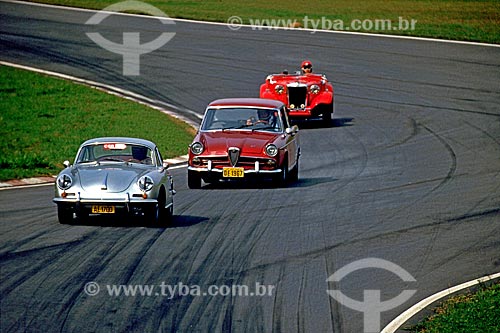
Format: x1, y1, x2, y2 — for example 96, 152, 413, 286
260, 61, 334, 124
188, 98, 300, 188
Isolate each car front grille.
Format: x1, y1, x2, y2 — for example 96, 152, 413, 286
195, 156, 277, 170
287, 86, 307, 109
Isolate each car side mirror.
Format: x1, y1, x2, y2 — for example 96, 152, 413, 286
63, 160, 70, 168
285, 125, 299, 135
162, 161, 170, 170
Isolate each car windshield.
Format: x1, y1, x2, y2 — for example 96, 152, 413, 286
76, 143, 154, 165
201, 108, 282, 132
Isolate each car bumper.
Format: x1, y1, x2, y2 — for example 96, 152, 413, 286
53, 194, 159, 204
288, 109, 313, 117
187, 166, 282, 174
53, 192, 161, 212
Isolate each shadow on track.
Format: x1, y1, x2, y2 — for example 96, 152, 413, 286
195, 176, 337, 190
64, 214, 209, 229
291, 117, 354, 130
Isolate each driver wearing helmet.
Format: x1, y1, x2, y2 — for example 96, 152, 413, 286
246, 109, 276, 127
301, 60, 313, 74
257, 109, 272, 124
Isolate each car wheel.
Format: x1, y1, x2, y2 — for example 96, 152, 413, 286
57, 205, 74, 224
188, 170, 202, 189
289, 157, 299, 182
322, 105, 332, 126
274, 159, 288, 187
146, 202, 162, 225
148, 190, 166, 225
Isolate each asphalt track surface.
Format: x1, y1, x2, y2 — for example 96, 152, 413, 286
1, 1, 500, 332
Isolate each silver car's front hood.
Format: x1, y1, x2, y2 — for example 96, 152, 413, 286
76, 164, 146, 193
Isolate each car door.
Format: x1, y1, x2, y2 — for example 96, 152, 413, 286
280, 106, 299, 170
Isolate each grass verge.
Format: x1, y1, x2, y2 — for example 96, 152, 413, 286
0, 65, 195, 181
406, 282, 500, 332
26, 0, 500, 44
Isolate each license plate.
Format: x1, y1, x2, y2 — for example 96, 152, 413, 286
91, 205, 115, 214
223, 167, 244, 178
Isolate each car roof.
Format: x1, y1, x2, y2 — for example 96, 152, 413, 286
80, 137, 156, 149
208, 98, 284, 109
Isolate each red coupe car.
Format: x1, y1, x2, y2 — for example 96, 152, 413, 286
188, 98, 300, 188
260, 62, 334, 124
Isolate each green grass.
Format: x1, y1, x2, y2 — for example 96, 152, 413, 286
26, 0, 500, 43
0, 65, 195, 181
407, 282, 500, 332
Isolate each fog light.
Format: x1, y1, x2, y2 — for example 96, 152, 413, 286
61, 192, 67, 198
267, 159, 276, 167
142, 193, 148, 199
192, 157, 201, 166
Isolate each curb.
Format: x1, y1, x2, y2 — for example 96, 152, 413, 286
0, 155, 189, 190
381, 272, 500, 332
0, 176, 57, 189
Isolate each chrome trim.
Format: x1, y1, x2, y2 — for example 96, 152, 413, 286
228, 147, 240, 167
53, 198, 158, 204
101, 173, 108, 190
287, 82, 307, 88
188, 166, 281, 174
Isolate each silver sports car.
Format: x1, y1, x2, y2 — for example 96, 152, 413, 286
53, 137, 175, 224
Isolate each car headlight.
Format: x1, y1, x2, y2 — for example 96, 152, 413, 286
310, 84, 320, 94
57, 174, 73, 190
275, 85, 284, 94
265, 144, 278, 157
138, 176, 154, 192
190, 142, 204, 155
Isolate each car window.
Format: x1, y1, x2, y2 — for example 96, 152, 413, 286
76, 143, 153, 165
202, 108, 282, 132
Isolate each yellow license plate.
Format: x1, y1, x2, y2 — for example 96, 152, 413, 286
223, 167, 244, 178
91, 205, 115, 214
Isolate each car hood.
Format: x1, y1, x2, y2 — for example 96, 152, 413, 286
200, 131, 279, 156
75, 164, 147, 193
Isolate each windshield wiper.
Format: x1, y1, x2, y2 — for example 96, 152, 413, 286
252, 126, 278, 132
99, 157, 126, 163
222, 124, 250, 131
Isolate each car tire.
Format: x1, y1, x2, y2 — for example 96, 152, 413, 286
148, 190, 167, 225
57, 205, 74, 224
188, 170, 202, 189
289, 157, 299, 182
149, 203, 161, 224
322, 104, 333, 127
274, 159, 288, 187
